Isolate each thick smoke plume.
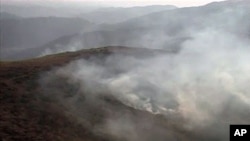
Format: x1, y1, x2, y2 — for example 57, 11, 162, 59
41, 28, 250, 141
40, 1, 250, 141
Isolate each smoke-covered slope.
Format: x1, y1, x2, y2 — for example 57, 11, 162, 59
1, 45, 250, 141
0, 46, 177, 141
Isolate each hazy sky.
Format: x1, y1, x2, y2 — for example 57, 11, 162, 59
1, 0, 227, 7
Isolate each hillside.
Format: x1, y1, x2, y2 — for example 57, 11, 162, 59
1, 44, 250, 141
1, 46, 187, 141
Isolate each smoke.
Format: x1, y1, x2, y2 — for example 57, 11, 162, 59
39, 1, 250, 141
39, 27, 250, 141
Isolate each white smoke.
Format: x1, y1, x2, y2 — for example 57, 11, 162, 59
39, 1, 250, 140
40, 26, 250, 141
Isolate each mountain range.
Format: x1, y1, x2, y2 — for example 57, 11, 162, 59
2, 0, 249, 60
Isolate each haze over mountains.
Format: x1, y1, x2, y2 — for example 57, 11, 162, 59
0, 12, 20, 20
1, 1, 250, 141
0, 3, 101, 17
0, 17, 93, 58
0, 3, 176, 60
1, 0, 249, 60
39, 0, 250, 55
79, 5, 177, 24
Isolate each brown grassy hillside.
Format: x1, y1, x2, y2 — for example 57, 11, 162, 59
0, 46, 191, 141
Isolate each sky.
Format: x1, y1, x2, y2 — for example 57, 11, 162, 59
1, 0, 227, 7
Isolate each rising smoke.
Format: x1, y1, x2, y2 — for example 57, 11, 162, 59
40, 1, 250, 141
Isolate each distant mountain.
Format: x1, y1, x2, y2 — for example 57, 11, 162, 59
1, 0, 249, 60
1, 4, 101, 17
0, 12, 20, 19
80, 5, 177, 24
0, 17, 94, 60
32, 0, 250, 58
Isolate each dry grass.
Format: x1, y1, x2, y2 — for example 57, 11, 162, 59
0, 46, 182, 141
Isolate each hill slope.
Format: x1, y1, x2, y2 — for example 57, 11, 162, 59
1, 46, 250, 141
1, 47, 186, 141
